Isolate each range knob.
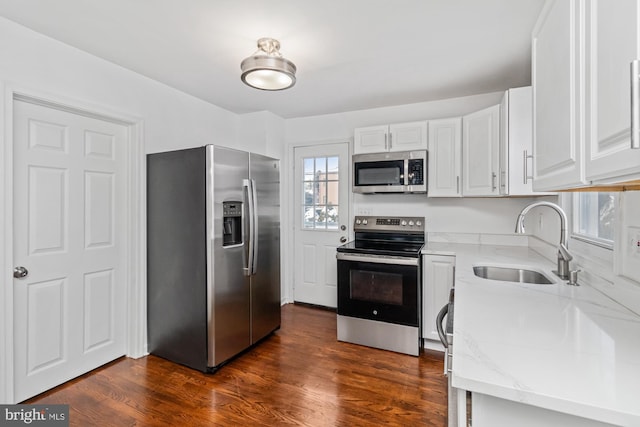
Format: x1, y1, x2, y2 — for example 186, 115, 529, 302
416, 220, 422, 226
355, 219, 361, 225
362, 219, 368, 225
401, 220, 407, 226
408, 220, 415, 226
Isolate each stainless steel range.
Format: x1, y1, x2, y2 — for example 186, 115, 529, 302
336, 216, 425, 356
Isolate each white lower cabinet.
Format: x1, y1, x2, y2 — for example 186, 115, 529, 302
422, 254, 455, 344
471, 393, 616, 427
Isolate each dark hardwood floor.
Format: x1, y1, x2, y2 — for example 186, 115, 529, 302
27, 304, 447, 426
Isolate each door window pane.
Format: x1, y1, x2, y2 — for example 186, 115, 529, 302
326, 206, 339, 228
302, 156, 340, 229
304, 158, 315, 181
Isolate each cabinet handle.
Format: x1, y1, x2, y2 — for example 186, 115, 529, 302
384, 133, 388, 150
491, 172, 497, 191
523, 150, 534, 184
456, 176, 460, 194
389, 133, 393, 150
631, 60, 640, 149
500, 170, 506, 189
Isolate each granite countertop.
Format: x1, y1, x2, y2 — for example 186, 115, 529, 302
423, 242, 640, 426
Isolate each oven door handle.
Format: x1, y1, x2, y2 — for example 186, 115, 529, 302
436, 303, 449, 348
336, 252, 419, 266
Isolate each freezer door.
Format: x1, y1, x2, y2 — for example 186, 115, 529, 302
147, 147, 208, 372
208, 146, 251, 367
249, 153, 281, 343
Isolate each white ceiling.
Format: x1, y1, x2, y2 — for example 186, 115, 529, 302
0, 0, 545, 119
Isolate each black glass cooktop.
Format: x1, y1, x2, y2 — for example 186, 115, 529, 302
336, 240, 424, 257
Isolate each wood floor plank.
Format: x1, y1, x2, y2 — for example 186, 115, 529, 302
26, 303, 447, 426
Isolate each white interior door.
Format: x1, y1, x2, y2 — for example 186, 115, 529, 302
293, 143, 349, 308
12, 99, 128, 402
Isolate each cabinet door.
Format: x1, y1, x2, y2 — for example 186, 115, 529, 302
422, 255, 455, 342
389, 121, 428, 152
499, 91, 510, 195
428, 117, 462, 197
505, 86, 555, 196
462, 105, 500, 196
353, 125, 388, 154
532, 0, 587, 191
584, 0, 640, 183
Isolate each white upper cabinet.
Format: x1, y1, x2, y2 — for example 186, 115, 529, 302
532, 0, 587, 191
353, 121, 427, 154
462, 104, 501, 196
500, 87, 555, 196
352, 125, 388, 154
428, 117, 462, 197
584, 0, 640, 184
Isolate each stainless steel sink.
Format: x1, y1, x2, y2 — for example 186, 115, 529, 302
473, 265, 554, 285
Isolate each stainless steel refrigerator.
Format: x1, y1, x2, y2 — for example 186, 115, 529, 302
147, 145, 280, 372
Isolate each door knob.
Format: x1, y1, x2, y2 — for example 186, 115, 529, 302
13, 266, 28, 279
340, 236, 347, 243
340, 225, 346, 231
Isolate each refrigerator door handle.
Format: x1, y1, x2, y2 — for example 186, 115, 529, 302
243, 179, 254, 276
250, 179, 259, 275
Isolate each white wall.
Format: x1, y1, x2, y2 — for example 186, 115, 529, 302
0, 17, 267, 405
239, 111, 285, 159
354, 194, 555, 235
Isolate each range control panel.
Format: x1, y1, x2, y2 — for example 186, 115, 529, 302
353, 216, 425, 233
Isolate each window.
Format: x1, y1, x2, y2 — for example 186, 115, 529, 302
302, 156, 339, 229
572, 192, 616, 247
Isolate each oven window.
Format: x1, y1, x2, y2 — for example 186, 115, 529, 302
350, 269, 403, 305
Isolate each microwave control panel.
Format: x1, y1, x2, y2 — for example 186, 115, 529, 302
407, 159, 424, 185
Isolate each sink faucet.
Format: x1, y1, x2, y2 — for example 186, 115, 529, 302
515, 201, 573, 280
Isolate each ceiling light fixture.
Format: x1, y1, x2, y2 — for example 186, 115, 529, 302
240, 38, 296, 91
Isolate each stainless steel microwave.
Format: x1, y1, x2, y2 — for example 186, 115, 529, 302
352, 150, 427, 194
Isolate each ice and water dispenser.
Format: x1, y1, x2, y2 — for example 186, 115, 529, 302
222, 201, 242, 246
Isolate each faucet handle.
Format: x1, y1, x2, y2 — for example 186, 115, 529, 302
559, 243, 573, 261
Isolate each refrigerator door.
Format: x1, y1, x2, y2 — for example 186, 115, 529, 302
249, 153, 281, 343
209, 146, 251, 367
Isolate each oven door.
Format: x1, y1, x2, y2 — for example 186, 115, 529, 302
336, 253, 419, 327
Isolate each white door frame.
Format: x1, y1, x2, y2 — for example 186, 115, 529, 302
283, 139, 353, 305
0, 83, 147, 404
